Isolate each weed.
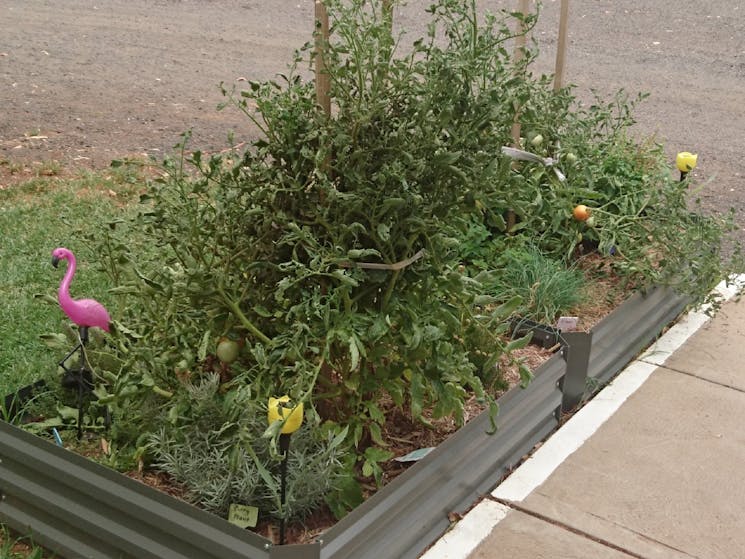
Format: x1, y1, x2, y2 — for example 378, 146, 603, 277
35, 161, 61, 178
0, 158, 25, 175
491, 245, 586, 324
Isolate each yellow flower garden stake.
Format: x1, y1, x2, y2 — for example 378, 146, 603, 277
267, 395, 304, 545
676, 152, 698, 181
267, 395, 304, 434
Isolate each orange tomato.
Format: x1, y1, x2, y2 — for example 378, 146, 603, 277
572, 204, 591, 221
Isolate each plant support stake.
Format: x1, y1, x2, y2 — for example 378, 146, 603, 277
553, 0, 570, 91
267, 396, 304, 545
314, 1, 331, 118
508, 0, 534, 231
509, 0, 532, 145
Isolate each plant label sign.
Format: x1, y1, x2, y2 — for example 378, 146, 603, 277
228, 504, 259, 529
394, 447, 435, 462
556, 316, 579, 332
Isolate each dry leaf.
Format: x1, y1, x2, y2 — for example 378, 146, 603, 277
447, 511, 463, 524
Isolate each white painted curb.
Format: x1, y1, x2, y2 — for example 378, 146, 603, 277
420, 500, 511, 559
420, 276, 744, 559
640, 277, 744, 366
491, 359, 658, 503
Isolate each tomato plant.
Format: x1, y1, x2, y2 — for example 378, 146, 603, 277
81, 0, 739, 523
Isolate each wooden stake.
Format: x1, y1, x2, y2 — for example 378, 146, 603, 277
512, 0, 531, 65
553, 0, 570, 92
508, 0, 532, 232
315, 0, 331, 117
509, 0, 531, 146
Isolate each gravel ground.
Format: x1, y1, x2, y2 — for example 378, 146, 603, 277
2, 0, 744, 239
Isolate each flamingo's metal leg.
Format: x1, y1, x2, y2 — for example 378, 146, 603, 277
58, 327, 93, 440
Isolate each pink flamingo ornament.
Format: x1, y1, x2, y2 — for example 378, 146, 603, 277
51, 247, 111, 332
51, 247, 111, 439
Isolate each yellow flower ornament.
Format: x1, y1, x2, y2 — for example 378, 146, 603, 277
676, 152, 698, 173
267, 396, 304, 434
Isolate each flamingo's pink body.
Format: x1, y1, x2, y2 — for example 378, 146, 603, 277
51, 247, 111, 332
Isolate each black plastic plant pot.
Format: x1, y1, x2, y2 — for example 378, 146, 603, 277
2, 379, 47, 420
510, 317, 562, 348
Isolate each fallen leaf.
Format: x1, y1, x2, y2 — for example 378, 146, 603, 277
447, 511, 463, 524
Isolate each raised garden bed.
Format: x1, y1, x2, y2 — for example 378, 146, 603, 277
0, 285, 687, 559
1, 3, 738, 557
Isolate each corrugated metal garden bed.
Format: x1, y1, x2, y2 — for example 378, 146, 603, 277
0, 286, 687, 559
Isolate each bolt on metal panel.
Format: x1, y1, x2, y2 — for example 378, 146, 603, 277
561, 331, 593, 412
269, 542, 321, 559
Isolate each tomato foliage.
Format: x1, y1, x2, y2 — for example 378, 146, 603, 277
84, 0, 738, 519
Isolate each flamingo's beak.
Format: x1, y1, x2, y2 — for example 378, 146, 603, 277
51, 256, 60, 268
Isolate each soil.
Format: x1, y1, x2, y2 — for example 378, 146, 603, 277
2, 0, 744, 244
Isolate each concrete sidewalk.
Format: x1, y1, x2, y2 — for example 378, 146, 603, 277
424, 287, 745, 559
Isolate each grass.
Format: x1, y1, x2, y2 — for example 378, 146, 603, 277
491, 244, 587, 324
0, 526, 52, 558
0, 160, 147, 556
0, 163, 144, 397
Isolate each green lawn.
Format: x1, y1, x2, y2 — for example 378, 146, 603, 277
0, 160, 147, 558
0, 164, 143, 397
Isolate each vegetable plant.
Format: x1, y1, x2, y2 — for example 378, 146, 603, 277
71, 0, 739, 523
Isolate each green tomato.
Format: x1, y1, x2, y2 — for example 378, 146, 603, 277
530, 134, 544, 147
586, 216, 596, 227
565, 152, 577, 163
216, 339, 240, 364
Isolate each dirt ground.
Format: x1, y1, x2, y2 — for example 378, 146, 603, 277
2, 0, 744, 239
